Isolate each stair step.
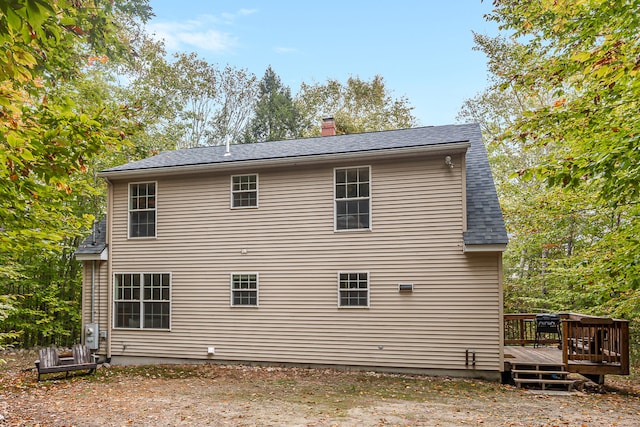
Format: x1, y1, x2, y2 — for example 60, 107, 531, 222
512, 363, 564, 371
512, 369, 569, 375
514, 378, 575, 384
514, 378, 576, 391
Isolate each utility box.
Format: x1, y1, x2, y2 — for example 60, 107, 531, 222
84, 323, 99, 350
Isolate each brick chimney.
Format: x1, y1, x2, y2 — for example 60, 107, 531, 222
321, 117, 336, 136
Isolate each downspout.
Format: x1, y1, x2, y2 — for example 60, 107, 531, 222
91, 261, 96, 323
91, 219, 97, 324
105, 177, 114, 360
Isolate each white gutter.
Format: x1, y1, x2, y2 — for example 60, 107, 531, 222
464, 244, 508, 253
91, 261, 95, 323
75, 249, 108, 261
98, 142, 471, 180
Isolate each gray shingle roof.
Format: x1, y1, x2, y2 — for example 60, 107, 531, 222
75, 218, 107, 256
463, 127, 509, 246
101, 124, 507, 247
102, 125, 472, 173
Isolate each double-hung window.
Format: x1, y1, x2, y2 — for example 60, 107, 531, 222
129, 182, 156, 238
338, 272, 369, 308
335, 167, 370, 230
231, 174, 258, 208
114, 273, 170, 329
231, 273, 258, 306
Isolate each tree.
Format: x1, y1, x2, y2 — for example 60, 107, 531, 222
471, 1, 640, 337
243, 66, 302, 142
0, 0, 152, 348
296, 75, 417, 136
488, 0, 639, 208
125, 43, 258, 148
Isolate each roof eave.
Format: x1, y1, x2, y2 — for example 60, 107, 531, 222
463, 243, 507, 253
98, 141, 471, 179
75, 247, 108, 261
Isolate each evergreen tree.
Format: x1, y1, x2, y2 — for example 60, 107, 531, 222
243, 66, 302, 142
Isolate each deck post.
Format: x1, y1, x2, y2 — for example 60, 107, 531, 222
561, 319, 569, 367
620, 321, 630, 375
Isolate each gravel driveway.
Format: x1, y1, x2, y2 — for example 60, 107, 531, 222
1, 350, 638, 426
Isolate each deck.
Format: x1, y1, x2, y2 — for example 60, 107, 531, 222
504, 346, 563, 367
504, 313, 630, 383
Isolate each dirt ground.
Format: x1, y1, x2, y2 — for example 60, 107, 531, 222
1, 350, 639, 427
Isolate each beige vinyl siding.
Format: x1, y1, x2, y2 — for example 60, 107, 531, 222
106, 152, 502, 373
81, 260, 109, 353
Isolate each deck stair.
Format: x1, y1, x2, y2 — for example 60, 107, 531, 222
512, 362, 575, 391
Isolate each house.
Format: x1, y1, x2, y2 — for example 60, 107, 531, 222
75, 121, 508, 380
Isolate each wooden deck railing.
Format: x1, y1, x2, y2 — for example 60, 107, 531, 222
504, 312, 630, 377
504, 313, 561, 346
562, 313, 629, 376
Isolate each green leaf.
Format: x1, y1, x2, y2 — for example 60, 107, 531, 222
571, 51, 592, 62
21, 149, 35, 161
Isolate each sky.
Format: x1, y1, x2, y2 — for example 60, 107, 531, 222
145, 1, 500, 127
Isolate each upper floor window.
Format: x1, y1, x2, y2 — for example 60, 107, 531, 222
129, 182, 156, 238
231, 273, 258, 306
335, 167, 370, 231
231, 174, 258, 208
338, 272, 369, 308
114, 272, 170, 329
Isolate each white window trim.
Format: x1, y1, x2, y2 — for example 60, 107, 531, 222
113, 271, 172, 330
230, 272, 259, 307
230, 174, 259, 209
333, 166, 372, 232
337, 271, 370, 308
127, 181, 158, 239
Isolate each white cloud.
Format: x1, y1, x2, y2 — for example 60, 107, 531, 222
179, 30, 238, 53
238, 8, 258, 16
147, 10, 251, 54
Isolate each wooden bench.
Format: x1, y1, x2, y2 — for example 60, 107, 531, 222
35, 344, 98, 381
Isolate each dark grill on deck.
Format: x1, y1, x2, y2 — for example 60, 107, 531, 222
535, 313, 561, 347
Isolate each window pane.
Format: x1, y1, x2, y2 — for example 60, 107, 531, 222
144, 302, 169, 329
359, 183, 369, 197
130, 211, 156, 237
232, 176, 242, 191
116, 272, 170, 328
232, 274, 257, 306
358, 167, 369, 182
340, 290, 368, 306
115, 302, 140, 328
232, 175, 258, 208
335, 167, 370, 230
339, 273, 369, 307
144, 273, 170, 301
233, 291, 257, 306
129, 183, 156, 238
233, 192, 257, 207
347, 183, 358, 198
